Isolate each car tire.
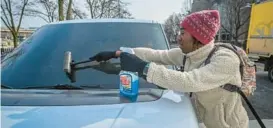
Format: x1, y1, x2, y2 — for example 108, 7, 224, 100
268, 66, 273, 82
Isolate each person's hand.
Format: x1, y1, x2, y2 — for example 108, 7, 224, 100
90, 51, 117, 62
120, 52, 148, 77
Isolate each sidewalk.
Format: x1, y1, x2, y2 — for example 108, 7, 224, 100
249, 119, 273, 128
199, 119, 273, 128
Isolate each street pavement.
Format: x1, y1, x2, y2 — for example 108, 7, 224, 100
246, 71, 273, 120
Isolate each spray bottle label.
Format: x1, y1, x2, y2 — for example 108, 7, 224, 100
119, 71, 139, 99
120, 74, 132, 93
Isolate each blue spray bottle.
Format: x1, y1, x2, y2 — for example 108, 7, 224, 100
119, 47, 139, 102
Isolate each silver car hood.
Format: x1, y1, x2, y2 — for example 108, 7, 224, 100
1, 90, 199, 128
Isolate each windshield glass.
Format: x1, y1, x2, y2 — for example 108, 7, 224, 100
1, 22, 170, 89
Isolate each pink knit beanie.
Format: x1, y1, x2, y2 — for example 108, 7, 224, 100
180, 10, 220, 45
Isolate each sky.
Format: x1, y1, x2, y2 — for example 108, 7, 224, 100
3, 0, 186, 28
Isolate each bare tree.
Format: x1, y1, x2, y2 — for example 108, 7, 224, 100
220, 0, 251, 44
27, 0, 86, 22
191, 0, 223, 12
25, 0, 58, 23
58, 0, 64, 21
64, 0, 87, 20
85, 0, 131, 19
72, 3, 88, 19
163, 13, 183, 44
1, 0, 33, 48
65, 0, 72, 20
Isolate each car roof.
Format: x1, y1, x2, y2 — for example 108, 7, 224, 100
47, 18, 161, 26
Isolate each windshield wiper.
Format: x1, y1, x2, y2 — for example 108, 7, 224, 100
23, 84, 105, 90
1, 85, 12, 89
24, 84, 83, 90
80, 85, 105, 89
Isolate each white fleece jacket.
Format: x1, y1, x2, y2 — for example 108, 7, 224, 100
133, 41, 249, 128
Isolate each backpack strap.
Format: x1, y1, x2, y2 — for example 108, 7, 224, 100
204, 45, 221, 65
205, 44, 243, 65
222, 84, 240, 92
180, 56, 187, 72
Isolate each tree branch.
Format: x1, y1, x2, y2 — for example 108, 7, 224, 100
17, 0, 29, 32
66, 0, 72, 20
37, 15, 49, 22
42, 0, 52, 22
86, 0, 131, 19
221, 24, 236, 39
99, 0, 106, 18
4, 0, 16, 32
240, 14, 250, 27
237, 30, 248, 38
26, 12, 49, 23
25, 9, 48, 17
58, 0, 64, 20
238, 0, 246, 8
30, 0, 57, 22
1, 4, 12, 27
87, 0, 96, 18
1, 17, 12, 31
50, 9, 56, 22
221, 24, 232, 34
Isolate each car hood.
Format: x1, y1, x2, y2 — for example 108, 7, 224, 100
1, 90, 199, 128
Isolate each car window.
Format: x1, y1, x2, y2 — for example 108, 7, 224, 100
1, 22, 171, 89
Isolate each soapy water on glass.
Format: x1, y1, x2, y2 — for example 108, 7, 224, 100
119, 47, 139, 101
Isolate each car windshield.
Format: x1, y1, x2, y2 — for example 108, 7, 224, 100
1, 22, 170, 89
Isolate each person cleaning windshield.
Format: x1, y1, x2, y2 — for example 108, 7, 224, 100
90, 10, 249, 128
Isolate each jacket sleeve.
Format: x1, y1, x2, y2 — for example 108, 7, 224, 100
146, 49, 241, 92
132, 47, 184, 66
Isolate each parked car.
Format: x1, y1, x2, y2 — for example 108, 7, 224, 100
1, 19, 199, 128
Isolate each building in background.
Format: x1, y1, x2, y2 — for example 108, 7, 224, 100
191, 0, 215, 12
1, 27, 37, 48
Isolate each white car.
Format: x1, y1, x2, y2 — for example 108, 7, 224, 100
1, 19, 199, 128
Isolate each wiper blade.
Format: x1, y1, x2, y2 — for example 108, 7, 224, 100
80, 85, 105, 89
23, 84, 105, 90
1, 85, 12, 89
24, 84, 83, 90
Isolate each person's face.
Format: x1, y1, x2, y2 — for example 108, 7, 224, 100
177, 28, 195, 54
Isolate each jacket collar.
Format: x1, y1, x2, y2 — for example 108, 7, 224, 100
185, 40, 215, 60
